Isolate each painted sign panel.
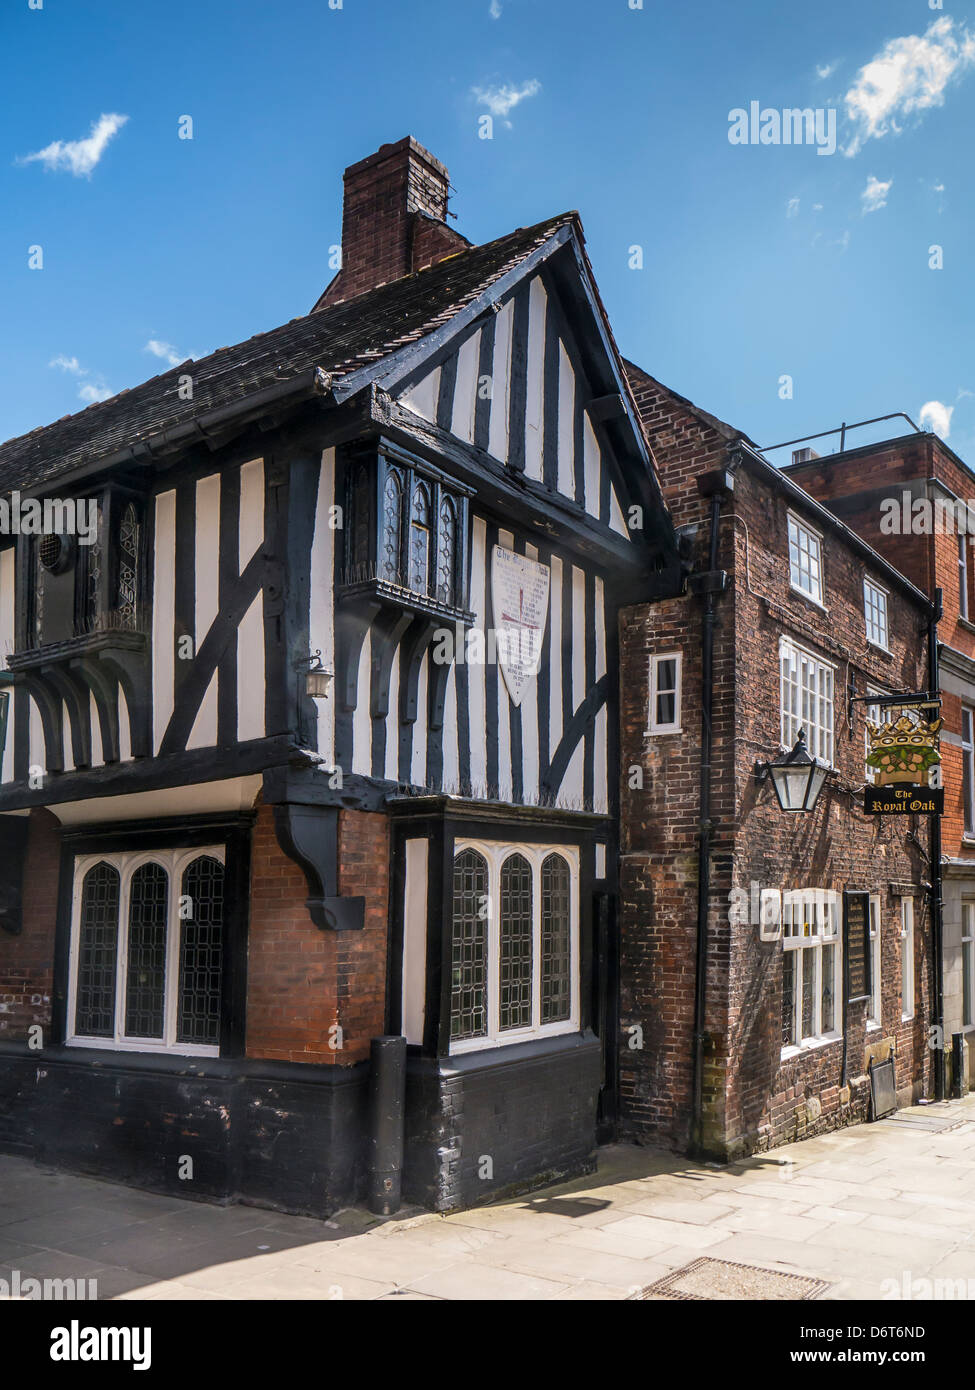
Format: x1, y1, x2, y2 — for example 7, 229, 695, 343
490, 546, 550, 708
843, 890, 871, 1003
863, 785, 944, 815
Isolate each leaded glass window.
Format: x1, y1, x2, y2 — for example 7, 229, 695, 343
351, 464, 371, 579
409, 482, 431, 593
436, 496, 456, 605
117, 503, 139, 629
124, 862, 168, 1038
450, 849, 488, 1041
380, 468, 404, 583
541, 853, 571, 1023
75, 862, 121, 1037
177, 856, 225, 1046
69, 848, 225, 1054
499, 853, 533, 1031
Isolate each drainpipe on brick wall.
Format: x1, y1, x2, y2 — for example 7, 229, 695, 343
687, 467, 734, 1156
929, 588, 946, 1102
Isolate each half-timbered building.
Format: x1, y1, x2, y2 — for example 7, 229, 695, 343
0, 138, 679, 1213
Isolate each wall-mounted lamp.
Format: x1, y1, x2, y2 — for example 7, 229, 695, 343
755, 729, 830, 813
298, 650, 334, 700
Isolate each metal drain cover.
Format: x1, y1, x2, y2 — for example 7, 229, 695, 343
629, 1257, 831, 1301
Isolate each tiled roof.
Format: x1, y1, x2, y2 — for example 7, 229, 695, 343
0, 213, 574, 494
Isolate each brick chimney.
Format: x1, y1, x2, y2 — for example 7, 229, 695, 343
315, 137, 470, 309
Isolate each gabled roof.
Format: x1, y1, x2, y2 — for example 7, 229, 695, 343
0, 213, 575, 495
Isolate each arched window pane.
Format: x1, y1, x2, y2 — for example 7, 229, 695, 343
541, 854, 571, 1023
499, 853, 533, 1030
437, 496, 456, 605
125, 863, 168, 1038
76, 862, 120, 1037
117, 503, 139, 629
451, 850, 488, 1040
409, 482, 431, 593
381, 469, 403, 583
177, 857, 225, 1046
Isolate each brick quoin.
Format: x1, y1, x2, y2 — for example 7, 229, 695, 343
245, 800, 390, 1066
0, 810, 59, 1042
619, 364, 932, 1158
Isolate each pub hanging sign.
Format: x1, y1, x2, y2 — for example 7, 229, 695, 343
863, 703, 943, 815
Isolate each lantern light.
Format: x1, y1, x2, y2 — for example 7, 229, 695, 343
756, 729, 830, 813
300, 651, 333, 700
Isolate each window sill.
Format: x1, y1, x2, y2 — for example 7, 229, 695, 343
780, 1031, 842, 1060
866, 1020, 882, 1032
958, 617, 975, 636
449, 1018, 579, 1056
901, 1013, 915, 1024
646, 726, 682, 737
789, 585, 828, 614
866, 640, 893, 658
65, 1036, 219, 1059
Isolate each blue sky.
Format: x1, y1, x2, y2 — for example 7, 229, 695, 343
3, 0, 975, 466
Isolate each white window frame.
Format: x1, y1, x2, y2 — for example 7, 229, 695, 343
781, 889, 842, 1055
863, 576, 890, 650
962, 901, 975, 1030
65, 846, 226, 1057
960, 534, 970, 623
450, 839, 580, 1056
964, 708, 975, 836
867, 893, 882, 1030
648, 652, 682, 734
900, 895, 915, 1021
779, 635, 835, 765
787, 512, 825, 606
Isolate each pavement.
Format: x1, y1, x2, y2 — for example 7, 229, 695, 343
3, 1094, 975, 1300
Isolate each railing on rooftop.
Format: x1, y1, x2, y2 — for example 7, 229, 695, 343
760, 412, 922, 458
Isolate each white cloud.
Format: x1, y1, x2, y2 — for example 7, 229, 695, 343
47, 353, 110, 404
786, 197, 800, 218
919, 400, 953, 437
471, 78, 541, 127
78, 382, 113, 404
49, 354, 82, 375
144, 338, 184, 367
817, 61, 837, 80
844, 17, 975, 155
861, 174, 892, 213
489, 0, 502, 16
18, 112, 128, 178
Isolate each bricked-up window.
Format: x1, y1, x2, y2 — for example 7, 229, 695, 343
67, 847, 226, 1056
780, 637, 834, 764
900, 896, 915, 1021
781, 890, 842, 1052
863, 577, 889, 649
867, 894, 882, 1029
964, 708, 975, 835
787, 513, 824, 605
962, 902, 975, 1029
449, 840, 579, 1054
648, 653, 682, 734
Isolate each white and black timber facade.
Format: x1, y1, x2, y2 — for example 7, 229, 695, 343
0, 138, 680, 1214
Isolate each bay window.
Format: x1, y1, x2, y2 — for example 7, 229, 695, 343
449, 840, 579, 1053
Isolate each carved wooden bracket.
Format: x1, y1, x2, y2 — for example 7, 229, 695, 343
272, 803, 365, 932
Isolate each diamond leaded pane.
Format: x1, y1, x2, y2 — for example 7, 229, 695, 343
499, 853, 533, 1031
124, 862, 168, 1039
450, 850, 488, 1040
177, 856, 224, 1046
782, 950, 796, 1047
541, 853, 571, 1023
76, 862, 121, 1037
409, 482, 431, 594
380, 469, 403, 582
436, 496, 456, 605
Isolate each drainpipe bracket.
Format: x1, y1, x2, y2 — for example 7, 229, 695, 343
687, 569, 728, 597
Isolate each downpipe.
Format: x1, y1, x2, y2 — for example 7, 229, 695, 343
366, 1035, 407, 1215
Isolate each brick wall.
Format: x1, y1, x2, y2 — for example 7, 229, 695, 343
619, 366, 932, 1157
245, 801, 390, 1065
0, 809, 59, 1042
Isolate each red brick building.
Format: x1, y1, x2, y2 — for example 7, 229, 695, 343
617, 369, 935, 1158
787, 430, 975, 1091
